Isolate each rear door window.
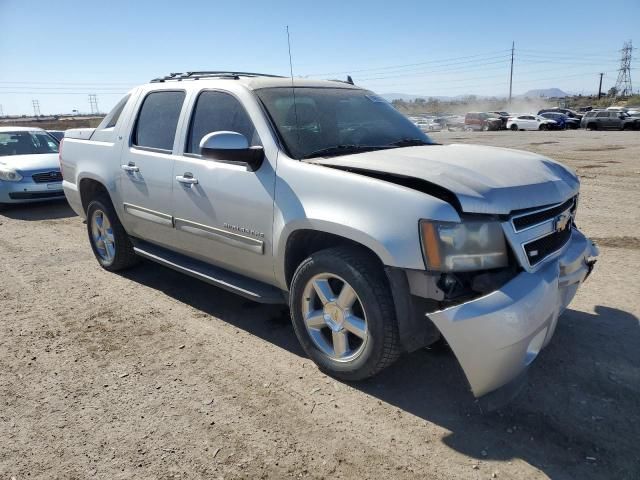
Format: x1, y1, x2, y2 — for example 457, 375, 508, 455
133, 91, 186, 152
596, 112, 608, 118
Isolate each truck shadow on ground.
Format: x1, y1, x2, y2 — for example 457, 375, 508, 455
123, 261, 639, 480
0, 200, 76, 221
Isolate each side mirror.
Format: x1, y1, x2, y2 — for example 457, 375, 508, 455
199, 131, 264, 172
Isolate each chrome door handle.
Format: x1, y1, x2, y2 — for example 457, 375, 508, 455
176, 174, 198, 185
121, 163, 139, 172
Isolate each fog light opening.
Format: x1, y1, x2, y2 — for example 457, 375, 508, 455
525, 327, 548, 365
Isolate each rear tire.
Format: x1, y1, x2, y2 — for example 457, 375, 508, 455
289, 246, 401, 381
86, 195, 139, 272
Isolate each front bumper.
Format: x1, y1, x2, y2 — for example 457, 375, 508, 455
0, 178, 65, 204
427, 228, 598, 400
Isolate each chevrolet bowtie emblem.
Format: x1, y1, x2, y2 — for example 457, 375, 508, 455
554, 212, 571, 233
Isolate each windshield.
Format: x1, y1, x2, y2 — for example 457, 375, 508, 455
255, 87, 434, 159
0, 131, 59, 157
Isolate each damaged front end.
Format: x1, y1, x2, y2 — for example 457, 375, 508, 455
388, 195, 598, 410
424, 196, 599, 408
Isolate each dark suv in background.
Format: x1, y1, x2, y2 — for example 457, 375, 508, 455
464, 112, 502, 131
581, 111, 640, 130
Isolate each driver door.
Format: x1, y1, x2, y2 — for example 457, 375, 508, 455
170, 89, 277, 285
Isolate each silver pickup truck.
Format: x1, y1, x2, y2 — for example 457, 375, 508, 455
60, 72, 598, 407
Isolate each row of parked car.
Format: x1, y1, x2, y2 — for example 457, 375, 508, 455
412, 106, 640, 132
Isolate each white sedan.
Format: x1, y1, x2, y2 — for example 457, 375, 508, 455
507, 115, 558, 131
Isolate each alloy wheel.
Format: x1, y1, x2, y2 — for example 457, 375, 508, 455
91, 209, 116, 263
301, 273, 368, 362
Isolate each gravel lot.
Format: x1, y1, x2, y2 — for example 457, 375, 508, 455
1, 129, 638, 479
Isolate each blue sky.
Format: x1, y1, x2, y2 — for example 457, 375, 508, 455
0, 0, 638, 115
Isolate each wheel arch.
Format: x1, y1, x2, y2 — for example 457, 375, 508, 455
78, 176, 112, 213
282, 227, 388, 290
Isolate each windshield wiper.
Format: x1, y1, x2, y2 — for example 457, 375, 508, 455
301, 144, 390, 160
386, 138, 431, 147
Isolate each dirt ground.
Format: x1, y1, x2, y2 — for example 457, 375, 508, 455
1, 129, 638, 479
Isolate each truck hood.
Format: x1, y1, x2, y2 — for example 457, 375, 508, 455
0, 153, 60, 173
311, 144, 579, 215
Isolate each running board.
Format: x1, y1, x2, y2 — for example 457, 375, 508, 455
131, 239, 285, 304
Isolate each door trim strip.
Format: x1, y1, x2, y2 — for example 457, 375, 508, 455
123, 203, 173, 226
174, 217, 264, 255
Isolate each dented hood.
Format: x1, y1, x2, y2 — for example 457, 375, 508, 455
311, 144, 579, 214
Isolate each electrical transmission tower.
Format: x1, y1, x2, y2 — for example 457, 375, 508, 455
612, 40, 633, 98
32, 100, 41, 117
88, 94, 99, 114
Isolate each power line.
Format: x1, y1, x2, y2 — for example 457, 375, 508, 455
0, 85, 129, 90
304, 49, 511, 76
516, 48, 621, 58
0, 81, 138, 86
355, 57, 511, 81
0, 91, 127, 95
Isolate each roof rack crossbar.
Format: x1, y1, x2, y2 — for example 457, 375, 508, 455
150, 71, 285, 83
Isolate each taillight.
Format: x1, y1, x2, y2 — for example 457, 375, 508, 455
58, 138, 64, 179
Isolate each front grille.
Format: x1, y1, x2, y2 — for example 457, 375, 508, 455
32, 171, 63, 183
524, 225, 572, 266
8, 191, 65, 200
512, 197, 576, 231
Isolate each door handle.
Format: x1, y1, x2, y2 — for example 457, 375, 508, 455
121, 163, 139, 172
176, 173, 198, 185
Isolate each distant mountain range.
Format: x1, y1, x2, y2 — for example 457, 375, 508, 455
380, 93, 469, 102
380, 88, 569, 102
520, 88, 568, 98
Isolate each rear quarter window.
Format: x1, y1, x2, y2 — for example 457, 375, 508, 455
96, 94, 130, 131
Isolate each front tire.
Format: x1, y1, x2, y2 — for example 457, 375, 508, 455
289, 247, 401, 381
510, 124, 518, 131
539, 124, 548, 131
86, 196, 139, 271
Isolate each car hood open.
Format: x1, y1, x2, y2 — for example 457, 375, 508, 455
0, 153, 60, 173
309, 144, 579, 215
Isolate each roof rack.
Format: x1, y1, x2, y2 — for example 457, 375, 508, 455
150, 71, 285, 83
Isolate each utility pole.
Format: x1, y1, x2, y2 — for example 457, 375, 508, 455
32, 100, 41, 117
598, 73, 604, 99
508, 41, 515, 103
0, 104, 3, 117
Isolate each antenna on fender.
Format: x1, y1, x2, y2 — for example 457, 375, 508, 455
286, 25, 301, 156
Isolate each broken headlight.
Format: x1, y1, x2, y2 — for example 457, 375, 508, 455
420, 220, 508, 272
